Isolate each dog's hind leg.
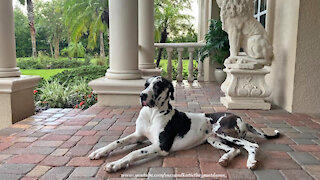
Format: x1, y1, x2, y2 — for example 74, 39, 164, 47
215, 133, 259, 169
207, 136, 241, 167
89, 132, 145, 160
105, 145, 168, 172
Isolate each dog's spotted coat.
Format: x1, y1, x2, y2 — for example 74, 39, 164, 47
89, 76, 280, 172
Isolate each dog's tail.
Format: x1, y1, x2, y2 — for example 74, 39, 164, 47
246, 124, 280, 139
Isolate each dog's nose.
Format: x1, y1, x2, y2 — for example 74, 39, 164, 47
140, 93, 147, 101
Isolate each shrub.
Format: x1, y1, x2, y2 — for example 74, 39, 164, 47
17, 58, 46, 69
49, 65, 108, 84
35, 79, 97, 110
36, 80, 73, 108
17, 57, 88, 69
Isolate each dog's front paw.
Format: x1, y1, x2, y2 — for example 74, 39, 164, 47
105, 161, 126, 172
89, 149, 105, 160
218, 158, 228, 167
247, 159, 258, 170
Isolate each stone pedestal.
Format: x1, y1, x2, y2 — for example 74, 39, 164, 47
0, 76, 41, 129
220, 68, 272, 110
89, 77, 145, 106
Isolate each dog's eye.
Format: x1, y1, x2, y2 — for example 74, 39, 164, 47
144, 83, 149, 88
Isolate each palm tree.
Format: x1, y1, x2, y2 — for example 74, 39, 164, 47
19, 0, 37, 57
154, 0, 193, 67
64, 0, 109, 60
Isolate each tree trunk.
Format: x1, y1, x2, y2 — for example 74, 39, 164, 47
156, 27, 168, 67
54, 37, 59, 59
99, 31, 105, 60
49, 42, 54, 58
27, 0, 37, 57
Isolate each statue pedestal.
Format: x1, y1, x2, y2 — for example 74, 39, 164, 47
220, 68, 271, 110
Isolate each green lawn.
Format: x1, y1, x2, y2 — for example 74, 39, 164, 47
21, 69, 69, 80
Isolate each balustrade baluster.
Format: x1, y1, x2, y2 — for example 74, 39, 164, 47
176, 48, 184, 82
188, 48, 195, 82
197, 52, 204, 81
166, 48, 173, 81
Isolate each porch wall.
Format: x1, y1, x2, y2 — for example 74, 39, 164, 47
292, 0, 320, 114
268, 0, 320, 114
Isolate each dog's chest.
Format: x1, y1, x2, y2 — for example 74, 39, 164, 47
136, 109, 171, 144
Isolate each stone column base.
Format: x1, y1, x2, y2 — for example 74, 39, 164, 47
89, 77, 145, 106
140, 68, 162, 77
0, 75, 41, 129
220, 68, 272, 110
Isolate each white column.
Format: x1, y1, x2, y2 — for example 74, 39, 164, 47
0, 0, 21, 77
106, 0, 141, 80
0, 0, 40, 129
138, 0, 155, 69
89, 0, 145, 106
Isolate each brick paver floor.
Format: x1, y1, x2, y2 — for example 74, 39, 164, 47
0, 81, 319, 180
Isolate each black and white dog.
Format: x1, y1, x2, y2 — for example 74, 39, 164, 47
89, 76, 279, 172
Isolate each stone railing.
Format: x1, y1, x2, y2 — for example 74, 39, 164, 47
154, 43, 205, 82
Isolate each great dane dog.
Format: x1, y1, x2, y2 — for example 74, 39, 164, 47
89, 76, 279, 172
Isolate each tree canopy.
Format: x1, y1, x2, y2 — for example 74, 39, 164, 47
14, 0, 196, 59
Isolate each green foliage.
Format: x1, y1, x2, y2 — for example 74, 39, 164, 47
17, 57, 88, 69
34, 0, 68, 58
154, 0, 194, 42
14, 8, 32, 57
34, 65, 106, 110
64, 0, 108, 49
35, 79, 97, 109
36, 80, 73, 108
61, 42, 86, 58
49, 65, 107, 85
199, 20, 229, 65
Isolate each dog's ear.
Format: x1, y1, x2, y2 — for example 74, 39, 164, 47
145, 76, 156, 88
169, 84, 174, 100
168, 80, 174, 100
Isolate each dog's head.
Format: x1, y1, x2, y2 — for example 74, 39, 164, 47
140, 76, 174, 108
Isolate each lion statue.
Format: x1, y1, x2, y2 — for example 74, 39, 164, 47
216, 0, 273, 67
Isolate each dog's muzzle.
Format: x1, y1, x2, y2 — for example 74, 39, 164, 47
140, 93, 148, 106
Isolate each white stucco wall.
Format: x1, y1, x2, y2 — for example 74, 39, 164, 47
269, 0, 320, 114
269, 0, 300, 112
292, 0, 320, 114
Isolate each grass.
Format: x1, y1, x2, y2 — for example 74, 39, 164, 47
21, 69, 69, 80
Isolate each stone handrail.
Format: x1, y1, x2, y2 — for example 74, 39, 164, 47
154, 43, 205, 82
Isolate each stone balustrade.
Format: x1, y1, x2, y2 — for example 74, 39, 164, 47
154, 43, 205, 82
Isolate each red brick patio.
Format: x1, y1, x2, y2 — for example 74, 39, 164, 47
0, 81, 319, 180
